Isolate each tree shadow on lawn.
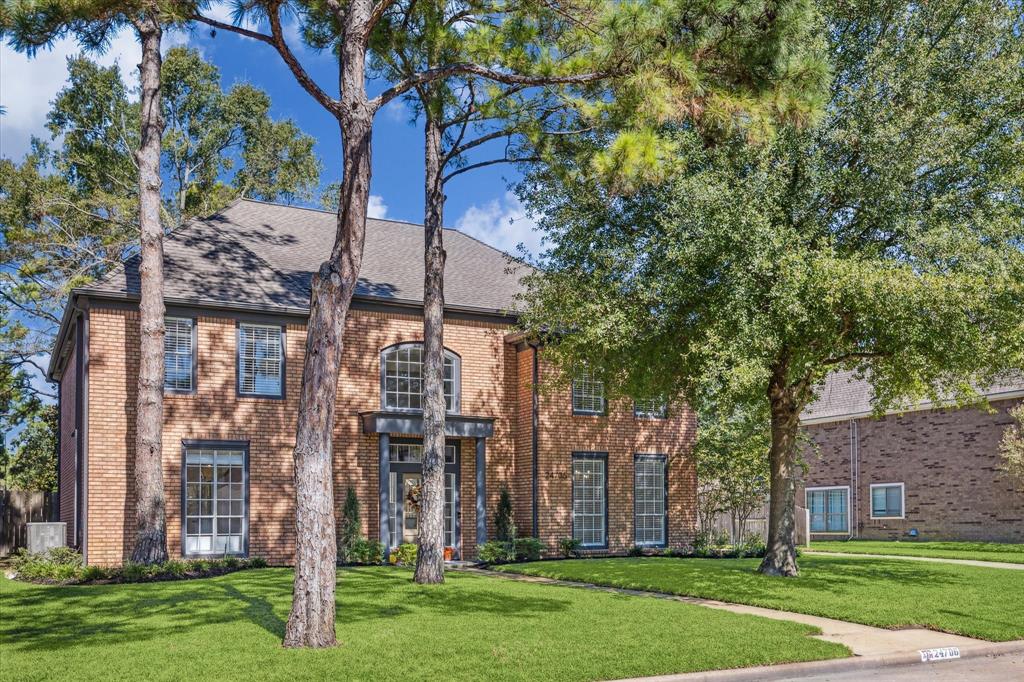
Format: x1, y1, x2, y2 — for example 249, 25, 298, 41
1, 567, 573, 654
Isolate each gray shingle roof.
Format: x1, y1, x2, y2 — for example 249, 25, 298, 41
802, 369, 1024, 423
80, 199, 531, 314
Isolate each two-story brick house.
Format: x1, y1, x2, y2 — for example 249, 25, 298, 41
49, 199, 697, 565
799, 370, 1024, 542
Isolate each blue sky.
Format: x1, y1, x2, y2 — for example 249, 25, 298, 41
0, 7, 544, 257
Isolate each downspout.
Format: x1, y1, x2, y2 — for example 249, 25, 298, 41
849, 419, 859, 538
55, 381, 62, 523
530, 343, 540, 538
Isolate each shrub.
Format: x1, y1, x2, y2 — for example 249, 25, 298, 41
514, 537, 544, 562
347, 538, 384, 565
495, 488, 515, 542
121, 562, 150, 582
627, 545, 645, 557
558, 537, 581, 558
161, 560, 188, 577
391, 543, 417, 566
736, 534, 766, 558
223, 556, 240, 569
11, 547, 84, 583
338, 488, 362, 563
79, 565, 109, 581
478, 540, 515, 564
247, 556, 268, 568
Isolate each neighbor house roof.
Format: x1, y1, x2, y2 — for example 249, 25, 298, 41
77, 198, 531, 315
801, 369, 1024, 424
48, 199, 532, 379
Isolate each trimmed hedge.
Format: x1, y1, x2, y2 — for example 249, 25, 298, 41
9, 547, 269, 585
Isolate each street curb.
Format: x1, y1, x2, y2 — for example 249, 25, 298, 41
611, 640, 1024, 682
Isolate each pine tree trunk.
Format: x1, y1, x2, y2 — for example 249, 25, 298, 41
414, 112, 447, 585
758, 364, 801, 577
282, 109, 373, 646
130, 17, 169, 566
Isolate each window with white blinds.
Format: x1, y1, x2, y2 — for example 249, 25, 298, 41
572, 370, 605, 415
634, 456, 666, 546
634, 399, 668, 419
164, 317, 194, 392
238, 323, 283, 396
572, 453, 607, 547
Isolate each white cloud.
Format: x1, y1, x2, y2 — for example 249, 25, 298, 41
367, 194, 388, 219
454, 192, 543, 260
0, 27, 190, 161
383, 98, 410, 123
1, 30, 140, 160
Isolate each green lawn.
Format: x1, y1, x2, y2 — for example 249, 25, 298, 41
0, 567, 847, 682
808, 540, 1024, 564
496, 556, 1024, 642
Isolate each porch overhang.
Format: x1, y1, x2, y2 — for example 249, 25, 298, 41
359, 411, 495, 439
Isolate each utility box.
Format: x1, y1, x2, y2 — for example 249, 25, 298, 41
27, 522, 66, 554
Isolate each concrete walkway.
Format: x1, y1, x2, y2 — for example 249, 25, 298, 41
463, 567, 984, 657
803, 550, 1024, 571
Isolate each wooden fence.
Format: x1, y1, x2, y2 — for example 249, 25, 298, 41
0, 489, 56, 557
704, 501, 810, 546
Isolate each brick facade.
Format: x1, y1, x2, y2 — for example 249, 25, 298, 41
800, 398, 1024, 542
61, 299, 697, 565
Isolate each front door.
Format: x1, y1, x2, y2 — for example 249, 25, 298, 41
401, 473, 421, 544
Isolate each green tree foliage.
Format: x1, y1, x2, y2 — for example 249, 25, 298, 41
0, 48, 320, 395
520, 0, 1024, 575
694, 402, 770, 542
5, 404, 57, 492
1000, 405, 1024, 492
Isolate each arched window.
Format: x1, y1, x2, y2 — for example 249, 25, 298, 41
380, 343, 461, 413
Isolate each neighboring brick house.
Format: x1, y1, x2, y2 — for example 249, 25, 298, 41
48, 199, 697, 566
799, 370, 1024, 542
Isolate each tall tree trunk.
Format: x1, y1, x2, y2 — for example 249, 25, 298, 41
130, 17, 169, 566
282, 46, 375, 647
758, 363, 801, 577
415, 112, 447, 584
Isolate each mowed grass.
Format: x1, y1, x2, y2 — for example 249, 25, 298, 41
0, 567, 847, 682
496, 556, 1024, 642
808, 540, 1024, 564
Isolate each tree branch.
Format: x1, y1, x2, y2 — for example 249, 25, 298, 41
443, 155, 540, 183
372, 64, 608, 109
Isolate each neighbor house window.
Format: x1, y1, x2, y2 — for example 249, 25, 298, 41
806, 486, 849, 533
183, 444, 247, 555
238, 323, 284, 397
634, 399, 668, 419
572, 370, 605, 415
870, 483, 904, 519
164, 317, 195, 392
380, 343, 460, 412
634, 455, 667, 546
572, 453, 607, 547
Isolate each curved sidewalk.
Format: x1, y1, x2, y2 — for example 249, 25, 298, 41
465, 568, 987, 657
803, 550, 1024, 570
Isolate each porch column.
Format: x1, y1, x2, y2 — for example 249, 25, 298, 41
378, 432, 390, 555
476, 436, 487, 546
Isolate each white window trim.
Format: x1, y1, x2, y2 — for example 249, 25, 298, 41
805, 485, 851, 535
237, 322, 284, 398
869, 482, 906, 520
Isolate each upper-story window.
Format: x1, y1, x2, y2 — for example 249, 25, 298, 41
634, 398, 668, 419
572, 370, 605, 415
238, 323, 284, 397
381, 343, 460, 413
165, 317, 195, 393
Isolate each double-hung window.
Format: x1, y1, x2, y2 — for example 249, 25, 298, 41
572, 453, 607, 548
572, 370, 605, 415
634, 455, 667, 546
183, 444, 247, 555
238, 323, 284, 397
380, 344, 460, 412
164, 317, 195, 392
634, 399, 668, 419
806, 486, 849, 533
870, 483, 904, 519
